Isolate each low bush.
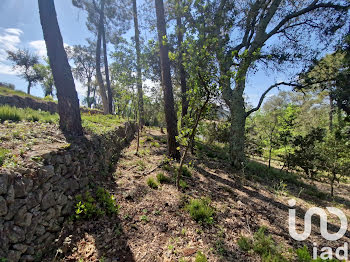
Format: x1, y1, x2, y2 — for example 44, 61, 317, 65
156, 172, 170, 183
147, 177, 159, 189
185, 197, 214, 224
195, 251, 207, 262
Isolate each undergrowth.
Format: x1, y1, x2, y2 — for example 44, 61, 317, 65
185, 197, 214, 224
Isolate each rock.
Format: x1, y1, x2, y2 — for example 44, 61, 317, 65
15, 209, 32, 228
6, 185, 15, 204
45, 208, 56, 221
0, 174, 8, 194
35, 225, 45, 236
7, 250, 21, 262
0, 196, 7, 216
6, 223, 25, 243
56, 193, 67, 206
14, 176, 33, 198
21, 255, 35, 262
4, 199, 26, 220
182, 248, 197, 257
41, 191, 55, 210
64, 154, 72, 165
41, 165, 55, 177
13, 243, 28, 253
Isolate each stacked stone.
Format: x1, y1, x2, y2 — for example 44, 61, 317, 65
0, 122, 136, 261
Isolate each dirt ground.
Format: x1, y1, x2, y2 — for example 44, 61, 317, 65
46, 127, 350, 262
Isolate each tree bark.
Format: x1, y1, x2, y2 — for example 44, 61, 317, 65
176, 14, 188, 122
27, 81, 32, 95
95, 0, 109, 114
87, 76, 92, 108
155, 0, 180, 159
38, 0, 83, 136
102, 20, 113, 114
133, 0, 144, 128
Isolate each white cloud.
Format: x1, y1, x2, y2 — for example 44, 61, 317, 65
29, 40, 47, 58
5, 28, 23, 36
0, 27, 22, 62
29, 40, 70, 59
0, 64, 18, 75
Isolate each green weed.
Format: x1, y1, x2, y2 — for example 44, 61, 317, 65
185, 197, 214, 224
147, 177, 159, 189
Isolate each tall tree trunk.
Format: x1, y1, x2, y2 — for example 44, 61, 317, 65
87, 76, 92, 108
95, 0, 109, 114
176, 14, 188, 122
38, 0, 83, 136
27, 81, 32, 95
102, 22, 113, 114
132, 0, 144, 128
329, 94, 334, 132
155, 0, 180, 159
229, 87, 246, 170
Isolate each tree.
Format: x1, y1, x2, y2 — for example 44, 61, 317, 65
38, 0, 83, 136
34, 58, 55, 97
132, 0, 144, 127
69, 44, 96, 108
155, 0, 180, 159
72, 0, 130, 114
188, 0, 349, 169
7, 49, 42, 94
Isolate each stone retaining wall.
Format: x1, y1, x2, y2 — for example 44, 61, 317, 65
0, 94, 103, 115
0, 123, 136, 261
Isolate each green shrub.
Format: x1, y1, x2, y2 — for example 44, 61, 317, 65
136, 160, 146, 171
147, 177, 159, 189
150, 141, 160, 148
96, 187, 118, 215
179, 179, 188, 189
185, 198, 214, 224
156, 172, 170, 183
73, 188, 118, 220
0, 148, 10, 166
181, 165, 192, 177
0, 105, 21, 122
195, 251, 207, 262
238, 227, 287, 262
295, 246, 340, 262
43, 95, 54, 102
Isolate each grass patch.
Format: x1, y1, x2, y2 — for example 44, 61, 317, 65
81, 113, 124, 134
238, 227, 289, 262
0, 105, 58, 123
0, 86, 39, 99
195, 251, 207, 262
156, 172, 170, 183
185, 197, 214, 224
0, 148, 10, 166
147, 177, 159, 189
179, 179, 188, 189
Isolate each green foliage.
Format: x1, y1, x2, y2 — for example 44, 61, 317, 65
195, 251, 207, 262
238, 227, 287, 262
156, 172, 170, 183
73, 188, 118, 220
140, 215, 149, 223
43, 95, 54, 102
136, 160, 146, 171
295, 246, 312, 262
81, 113, 124, 134
179, 179, 188, 189
0, 105, 58, 123
147, 177, 159, 189
185, 197, 214, 224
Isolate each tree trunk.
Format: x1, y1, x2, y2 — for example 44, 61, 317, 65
229, 80, 246, 170
133, 0, 144, 128
102, 21, 113, 114
329, 94, 334, 132
176, 15, 188, 122
95, 0, 109, 114
38, 0, 83, 136
155, 0, 180, 159
27, 81, 32, 95
87, 76, 92, 108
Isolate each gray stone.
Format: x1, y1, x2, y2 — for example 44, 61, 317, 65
0, 196, 7, 216
13, 243, 28, 253
6, 223, 25, 243
45, 208, 56, 221
21, 255, 35, 262
7, 250, 21, 262
35, 225, 45, 236
0, 174, 8, 194
56, 193, 67, 206
15, 209, 32, 227
42, 182, 51, 192
41, 165, 55, 177
4, 198, 26, 220
64, 154, 72, 165
26, 246, 35, 255
41, 191, 55, 210
14, 176, 33, 198
26, 192, 39, 209
6, 184, 15, 204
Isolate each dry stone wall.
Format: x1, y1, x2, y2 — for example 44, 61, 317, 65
0, 122, 136, 261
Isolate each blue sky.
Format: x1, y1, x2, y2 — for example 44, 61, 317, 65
0, 0, 294, 106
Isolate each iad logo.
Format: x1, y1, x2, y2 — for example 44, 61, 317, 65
288, 199, 349, 260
